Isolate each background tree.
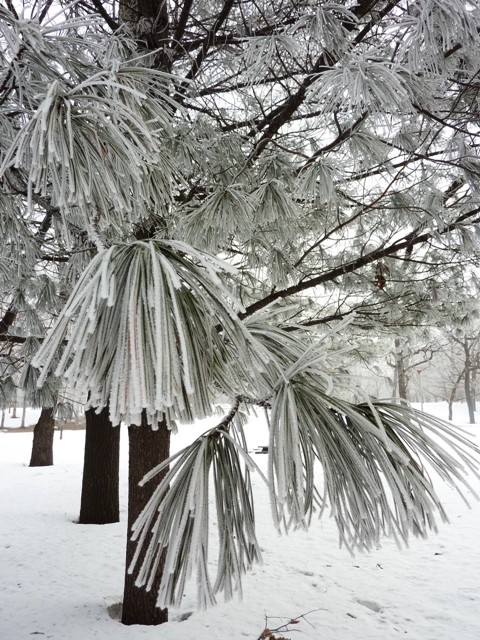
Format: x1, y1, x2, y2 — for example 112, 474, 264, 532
437, 328, 480, 423
2, 0, 480, 627
388, 337, 439, 403
450, 333, 480, 424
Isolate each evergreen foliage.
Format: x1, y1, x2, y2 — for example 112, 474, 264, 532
1, 0, 480, 613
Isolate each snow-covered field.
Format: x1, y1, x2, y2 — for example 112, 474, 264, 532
1, 403, 479, 640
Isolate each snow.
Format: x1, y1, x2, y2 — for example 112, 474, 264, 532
1, 403, 479, 640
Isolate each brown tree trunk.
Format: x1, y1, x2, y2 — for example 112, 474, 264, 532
122, 415, 170, 626
447, 368, 464, 421
394, 338, 409, 403
119, 0, 170, 54
29, 406, 55, 466
448, 400, 453, 421
472, 365, 477, 412
79, 406, 120, 524
464, 341, 476, 424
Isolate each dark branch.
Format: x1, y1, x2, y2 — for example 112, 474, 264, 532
246, 1, 398, 164
172, 0, 194, 48
241, 207, 480, 318
184, 0, 236, 83
88, 0, 120, 31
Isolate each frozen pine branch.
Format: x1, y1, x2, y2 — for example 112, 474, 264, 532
127, 359, 480, 608
130, 415, 265, 608
31, 239, 270, 427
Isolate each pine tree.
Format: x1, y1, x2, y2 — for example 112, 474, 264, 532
1, 0, 480, 626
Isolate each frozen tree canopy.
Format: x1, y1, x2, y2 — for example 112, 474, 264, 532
1, 0, 480, 610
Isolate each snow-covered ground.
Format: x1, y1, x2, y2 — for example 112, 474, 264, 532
0, 403, 479, 640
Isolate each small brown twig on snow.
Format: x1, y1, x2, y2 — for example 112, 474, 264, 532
256, 610, 322, 640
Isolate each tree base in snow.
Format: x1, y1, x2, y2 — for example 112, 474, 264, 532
121, 588, 168, 626
121, 418, 171, 625
29, 407, 55, 467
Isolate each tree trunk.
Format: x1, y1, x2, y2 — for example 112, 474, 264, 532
447, 368, 464, 421
79, 406, 120, 524
394, 338, 409, 403
122, 415, 170, 626
116, 2, 171, 625
464, 342, 476, 424
391, 361, 398, 396
471, 364, 477, 412
29, 406, 55, 467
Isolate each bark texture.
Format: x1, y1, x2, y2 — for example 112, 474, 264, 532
464, 340, 476, 424
29, 406, 55, 467
79, 406, 120, 524
122, 416, 170, 626
394, 338, 409, 403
